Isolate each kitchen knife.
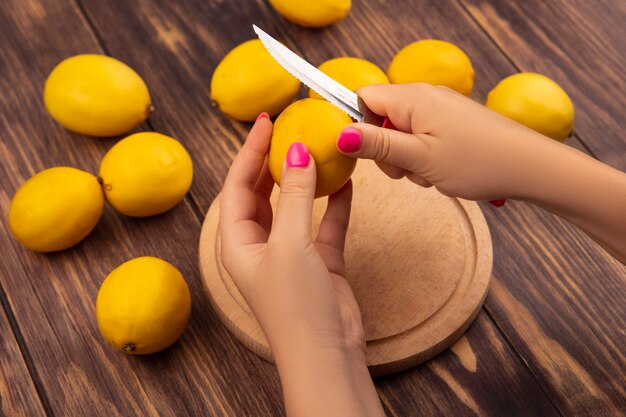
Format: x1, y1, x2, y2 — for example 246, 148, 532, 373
253, 24, 394, 127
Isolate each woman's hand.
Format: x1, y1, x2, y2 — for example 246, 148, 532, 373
337, 82, 561, 201
219, 114, 362, 355
338, 83, 626, 263
219, 115, 385, 416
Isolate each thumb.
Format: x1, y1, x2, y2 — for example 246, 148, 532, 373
336, 124, 430, 173
271, 142, 316, 242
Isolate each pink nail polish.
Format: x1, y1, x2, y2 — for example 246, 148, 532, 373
256, 112, 270, 122
286, 142, 310, 168
337, 128, 362, 153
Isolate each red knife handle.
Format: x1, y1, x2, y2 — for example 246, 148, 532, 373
382, 116, 397, 130
488, 199, 507, 207
380, 117, 506, 207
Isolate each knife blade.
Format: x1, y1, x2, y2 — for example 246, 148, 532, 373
252, 24, 389, 127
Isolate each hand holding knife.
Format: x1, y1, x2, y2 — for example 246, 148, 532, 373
252, 25, 505, 207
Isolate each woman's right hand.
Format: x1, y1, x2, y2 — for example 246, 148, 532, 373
337, 83, 626, 263
336, 83, 565, 201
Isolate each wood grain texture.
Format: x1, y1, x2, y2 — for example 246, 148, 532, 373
74, 0, 625, 415
1, 0, 623, 415
0, 1, 285, 416
376, 312, 561, 417
199, 159, 493, 376
483, 203, 626, 417
0, 300, 46, 417
459, 0, 626, 170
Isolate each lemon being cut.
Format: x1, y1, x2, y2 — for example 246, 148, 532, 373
96, 257, 191, 355
269, 0, 351, 28
487, 73, 574, 141
99, 132, 193, 217
44, 54, 152, 137
269, 98, 355, 198
9, 167, 104, 252
211, 39, 300, 121
388, 40, 475, 96
309, 57, 389, 100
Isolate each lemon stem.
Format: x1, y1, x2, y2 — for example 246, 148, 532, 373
122, 343, 136, 353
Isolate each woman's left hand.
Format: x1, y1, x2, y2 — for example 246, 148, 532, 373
219, 115, 364, 357
218, 115, 385, 417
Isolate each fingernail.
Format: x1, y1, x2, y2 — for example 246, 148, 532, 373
256, 112, 270, 122
286, 142, 310, 168
337, 128, 362, 153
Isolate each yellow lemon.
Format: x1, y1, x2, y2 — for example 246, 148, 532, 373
99, 132, 193, 217
9, 167, 104, 252
96, 256, 191, 354
211, 39, 300, 121
44, 54, 152, 137
309, 57, 389, 100
388, 40, 475, 96
269, 99, 355, 198
269, 0, 351, 27
487, 73, 574, 141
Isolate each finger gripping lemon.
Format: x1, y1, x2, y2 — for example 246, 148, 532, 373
486, 73, 574, 141
388, 40, 475, 96
96, 257, 191, 355
99, 132, 193, 217
269, 0, 351, 27
269, 99, 355, 198
309, 57, 389, 100
44, 54, 152, 137
211, 39, 300, 121
9, 167, 104, 252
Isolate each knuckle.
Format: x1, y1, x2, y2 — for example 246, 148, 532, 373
411, 82, 435, 96
409, 135, 433, 173
413, 82, 441, 100
279, 179, 312, 198
373, 128, 394, 161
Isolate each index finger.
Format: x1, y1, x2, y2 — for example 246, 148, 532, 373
220, 117, 273, 238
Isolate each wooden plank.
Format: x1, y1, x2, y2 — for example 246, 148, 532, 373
0, 299, 47, 417
377, 311, 560, 417
482, 202, 626, 417
75, 0, 568, 415
458, 0, 626, 170
0, 1, 285, 416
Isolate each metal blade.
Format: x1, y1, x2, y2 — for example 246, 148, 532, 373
253, 24, 364, 122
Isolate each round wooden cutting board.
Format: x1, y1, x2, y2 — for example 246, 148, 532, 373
199, 159, 492, 376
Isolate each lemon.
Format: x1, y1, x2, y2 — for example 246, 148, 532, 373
487, 73, 574, 141
388, 40, 475, 96
99, 132, 193, 217
44, 54, 152, 137
269, 0, 351, 27
211, 39, 300, 121
96, 257, 191, 354
309, 57, 389, 100
269, 99, 355, 198
9, 167, 104, 252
